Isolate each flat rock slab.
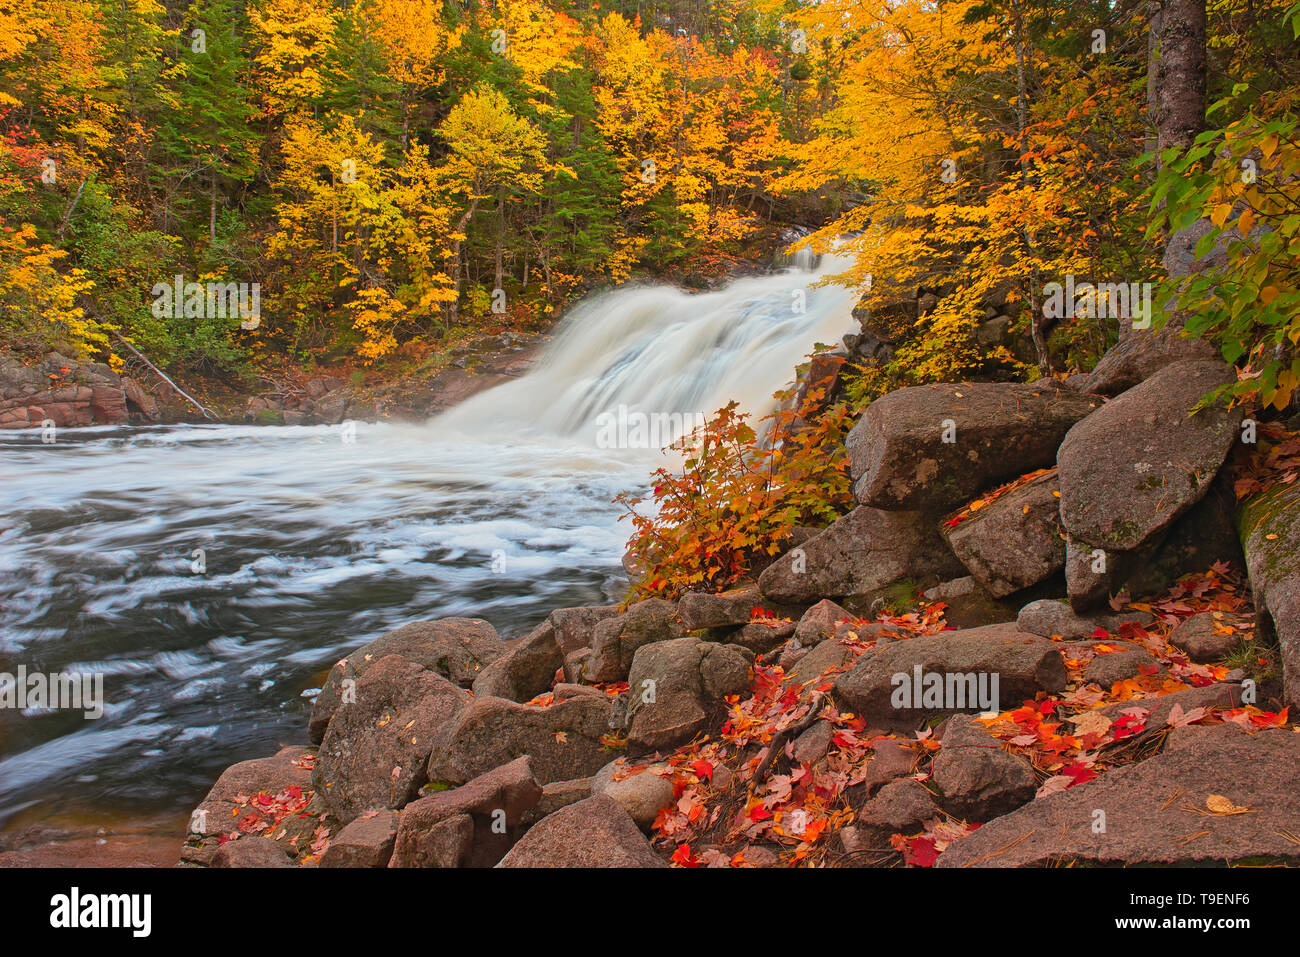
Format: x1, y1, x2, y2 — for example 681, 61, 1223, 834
847, 380, 1101, 511
496, 794, 667, 868
943, 471, 1066, 597
758, 506, 964, 604
310, 617, 504, 742
426, 693, 613, 786
833, 623, 1067, 731
937, 725, 1300, 867
1058, 359, 1241, 552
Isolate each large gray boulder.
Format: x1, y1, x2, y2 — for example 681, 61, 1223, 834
472, 620, 562, 703
757, 506, 964, 604
847, 381, 1101, 510
942, 471, 1066, 597
315, 655, 468, 823
310, 618, 504, 742
833, 623, 1067, 730
1058, 360, 1242, 554
937, 725, 1300, 867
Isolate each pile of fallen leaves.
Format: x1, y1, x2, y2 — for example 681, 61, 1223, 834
638, 605, 953, 867
1230, 421, 1300, 500
627, 566, 1290, 868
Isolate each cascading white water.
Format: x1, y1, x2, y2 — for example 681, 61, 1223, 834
0, 252, 858, 827
436, 252, 855, 446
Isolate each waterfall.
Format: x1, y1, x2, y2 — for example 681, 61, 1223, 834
434, 253, 858, 447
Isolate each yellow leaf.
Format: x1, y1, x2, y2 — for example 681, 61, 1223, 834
1205, 794, 1253, 815
1238, 208, 1256, 236
1210, 203, 1233, 227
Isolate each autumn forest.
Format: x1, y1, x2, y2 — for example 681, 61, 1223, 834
0, 0, 1291, 399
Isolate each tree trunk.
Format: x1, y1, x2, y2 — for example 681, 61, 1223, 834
1154, 0, 1207, 154
1146, 1, 1163, 159
210, 171, 218, 243
447, 198, 481, 327
494, 193, 505, 294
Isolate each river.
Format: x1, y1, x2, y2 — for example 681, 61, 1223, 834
0, 252, 857, 828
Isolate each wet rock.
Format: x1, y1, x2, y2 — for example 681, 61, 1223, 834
315, 655, 468, 823
758, 506, 964, 604
496, 795, 667, 868
942, 471, 1066, 597
937, 725, 1300, 867
847, 380, 1101, 510
309, 617, 504, 743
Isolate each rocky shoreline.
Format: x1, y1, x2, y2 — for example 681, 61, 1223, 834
171, 312, 1300, 868
0, 332, 550, 432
